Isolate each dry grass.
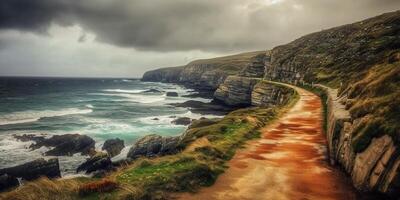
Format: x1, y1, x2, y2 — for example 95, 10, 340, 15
78, 179, 118, 196
0, 177, 79, 200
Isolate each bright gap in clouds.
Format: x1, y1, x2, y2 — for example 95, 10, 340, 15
0, 24, 222, 78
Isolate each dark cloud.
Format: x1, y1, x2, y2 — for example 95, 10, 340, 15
0, 0, 399, 52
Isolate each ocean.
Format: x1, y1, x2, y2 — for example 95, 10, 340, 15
0, 77, 218, 176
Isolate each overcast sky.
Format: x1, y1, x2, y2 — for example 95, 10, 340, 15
0, 0, 399, 78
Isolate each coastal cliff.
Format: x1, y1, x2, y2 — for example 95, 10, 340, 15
140, 10, 400, 197
142, 51, 266, 89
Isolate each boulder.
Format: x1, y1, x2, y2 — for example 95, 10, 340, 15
127, 134, 181, 159
0, 158, 61, 181
166, 92, 179, 97
30, 134, 95, 156
102, 138, 125, 157
172, 117, 192, 126
77, 153, 113, 174
0, 174, 19, 192
143, 89, 163, 93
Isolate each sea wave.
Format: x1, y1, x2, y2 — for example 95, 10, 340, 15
0, 108, 93, 126
102, 89, 146, 94
90, 93, 165, 104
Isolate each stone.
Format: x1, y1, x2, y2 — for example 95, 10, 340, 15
166, 92, 179, 97
127, 134, 181, 159
143, 89, 163, 93
171, 117, 192, 126
0, 174, 19, 192
352, 135, 393, 190
170, 100, 233, 115
0, 158, 61, 181
77, 153, 113, 174
29, 134, 95, 156
102, 138, 125, 157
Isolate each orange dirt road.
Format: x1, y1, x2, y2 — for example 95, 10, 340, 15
178, 85, 359, 200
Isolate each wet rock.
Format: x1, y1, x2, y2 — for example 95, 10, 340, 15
0, 174, 19, 192
143, 89, 163, 93
77, 153, 113, 174
166, 92, 179, 97
0, 158, 61, 181
102, 138, 125, 157
29, 134, 95, 156
170, 100, 233, 115
127, 134, 181, 159
13, 134, 45, 143
152, 118, 159, 120
172, 117, 192, 126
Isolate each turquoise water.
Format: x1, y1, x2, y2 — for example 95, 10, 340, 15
0, 77, 217, 175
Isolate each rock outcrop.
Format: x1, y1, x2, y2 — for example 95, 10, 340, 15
239, 52, 269, 78
214, 76, 259, 106
170, 100, 234, 115
77, 153, 113, 174
29, 134, 95, 156
317, 84, 400, 197
102, 138, 125, 157
251, 81, 294, 107
127, 134, 181, 159
171, 117, 192, 126
0, 158, 61, 181
166, 92, 179, 97
0, 174, 19, 192
141, 66, 184, 83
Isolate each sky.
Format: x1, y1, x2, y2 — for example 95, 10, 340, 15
0, 0, 399, 78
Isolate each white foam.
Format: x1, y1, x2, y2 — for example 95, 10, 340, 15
90, 93, 165, 104
102, 89, 146, 94
111, 145, 132, 162
0, 108, 93, 126
85, 104, 94, 108
138, 111, 222, 125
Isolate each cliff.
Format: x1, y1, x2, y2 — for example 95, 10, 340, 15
141, 10, 400, 196
141, 51, 266, 89
141, 66, 184, 83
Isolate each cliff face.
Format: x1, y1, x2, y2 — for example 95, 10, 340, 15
141, 51, 266, 89
317, 85, 400, 196
251, 81, 294, 107
214, 76, 258, 106
141, 66, 184, 83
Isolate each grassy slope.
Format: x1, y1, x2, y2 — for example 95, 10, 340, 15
271, 11, 400, 152
186, 51, 265, 74
1, 82, 298, 200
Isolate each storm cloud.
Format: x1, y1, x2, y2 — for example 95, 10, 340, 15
1, 0, 399, 52
0, 0, 399, 77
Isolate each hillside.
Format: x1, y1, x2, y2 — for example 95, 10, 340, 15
143, 10, 400, 196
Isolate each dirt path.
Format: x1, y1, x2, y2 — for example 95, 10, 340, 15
178, 85, 358, 200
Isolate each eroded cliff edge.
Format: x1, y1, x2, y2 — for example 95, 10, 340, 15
142, 10, 400, 197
